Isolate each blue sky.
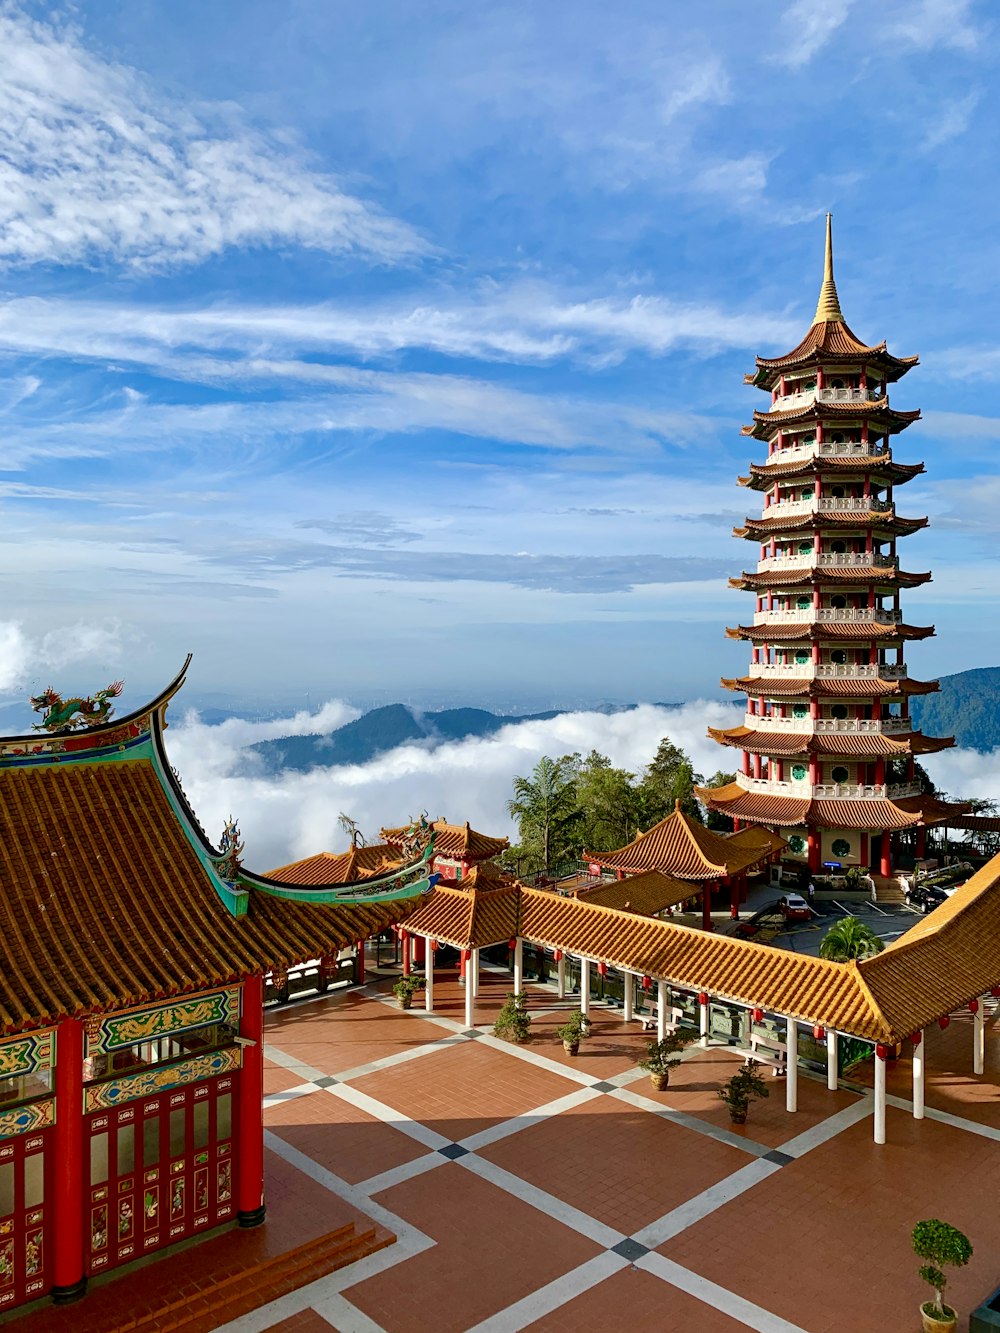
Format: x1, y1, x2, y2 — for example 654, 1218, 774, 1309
1, 0, 999, 714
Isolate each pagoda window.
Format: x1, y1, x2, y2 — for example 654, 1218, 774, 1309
831, 485, 845, 498
801, 486, 814, 500
831, 837, 851, 858
794, 650, 809, 664
831, 765, 850, 784
797, 540, 813, 554
830, 539, 846, 554
830, 595, 847, 609
830, 650, 848, 665
831, 432, 845, 443
792, 704, 808, 719
85, 1020, 237, 1084
831, 704, 848, 720
796, 596, 810, 609
0, 1067, 52, 1109
790, 765, 808, 783
831, 378, 845, 390
803, 378, 816, 391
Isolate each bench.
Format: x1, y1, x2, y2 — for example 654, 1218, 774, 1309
750, 1033, 788, 1076
638, 1001, 684, 1033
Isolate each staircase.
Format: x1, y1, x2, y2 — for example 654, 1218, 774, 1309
869, 873, 905, 906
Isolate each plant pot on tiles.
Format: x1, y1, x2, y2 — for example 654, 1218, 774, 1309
392, 977, 423, 1010
912, 1219, 972, 1333
718, 1058, 769, 1124
555, 1010, 589, 1056
637, 1030, 692, 1091
493, 991, 531, 1044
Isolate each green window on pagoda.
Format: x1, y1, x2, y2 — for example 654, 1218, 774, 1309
792, 704, 808, 719
831, 766, 850, 784
801, 487, 814, 500
796, 596, 810, 609
831, 838, 851, 858
795, 650, 809, 664
788, 835, 806, 854
797, 540, 813, 554
791, 764, 808, 782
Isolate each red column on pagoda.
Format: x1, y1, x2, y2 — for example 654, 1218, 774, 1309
52, 1016, 86, 1303
237, 972, 266, 1228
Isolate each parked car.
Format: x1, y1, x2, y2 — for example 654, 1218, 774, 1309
780, 893, 812, 922
905, 884, 949, 914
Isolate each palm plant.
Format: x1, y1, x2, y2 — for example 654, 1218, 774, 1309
818, 915, 884, 961
507, 756, 580, 874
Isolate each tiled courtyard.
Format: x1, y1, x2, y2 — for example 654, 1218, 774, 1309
28, 963, 1000, 1333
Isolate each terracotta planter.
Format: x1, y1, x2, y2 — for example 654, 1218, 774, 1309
563, 1040, 580, 1056
729, 1107, 748, 1124
399, 994, 413, 1010
920, 1304, 956, 1333
649, 1071, 669, 1091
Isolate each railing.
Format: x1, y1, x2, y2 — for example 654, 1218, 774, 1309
756, 551, 898, 573
774, 387, 881, 410
768, 439, 882, 464
736, 774, 805, 797
765, 495, 891, 517
752, 607, 902, 626
742, 715, 911, 734
736, 773, 922, 800
743, 661, 908, 679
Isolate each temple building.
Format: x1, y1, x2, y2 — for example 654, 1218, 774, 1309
0, 660, 435, 1313
701, 217, 962, 878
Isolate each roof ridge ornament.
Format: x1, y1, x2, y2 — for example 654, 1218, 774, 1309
30, 679, 124, 733
813, 212, 844, 325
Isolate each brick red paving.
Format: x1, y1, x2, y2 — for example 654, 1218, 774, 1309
520, 1265, 750, 1333
266, 1088, 428, 1184
262, 1312, 339, 1332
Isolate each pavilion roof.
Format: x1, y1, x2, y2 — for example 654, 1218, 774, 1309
401, 883, 519, 949
586, 805, 783, 880
734, 510, 927, 539
382, 819, 509, 862
730, 567, 931, 591
741, 398, 921, 442
707, 725, 955, 758
268, 844, 400, 884
574, 870, 697, 917
721, 675, 939, 698
739, 453, 924, 488
726, 621, 935, 644
697, 781, 966, 833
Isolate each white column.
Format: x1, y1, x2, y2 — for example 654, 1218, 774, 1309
912, 1032, 925, 1119
411, 934, 418, 966
739, 1009, 751, 1050
656, 980, 667, 1042
424, 940, 434, 1013
827, 1031, 838, 1091
465, 956, 475, 1029
785, 1017, 798, 1113
699, 998, 709, 1048
580, 958, 591, 1016
557, 955, 566, 999
513, 938, 523, 993
470, 947, 479, 999
874, 1049, 886, 1144
974, 1000, 986, 1075
623, 974, 634, 1023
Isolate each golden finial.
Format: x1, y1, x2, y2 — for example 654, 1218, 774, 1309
813, 212, 843, 324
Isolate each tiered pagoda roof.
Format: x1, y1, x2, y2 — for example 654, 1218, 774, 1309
707, 724, 954, 758
720, 674, 940, 698
726, 621, 935, 643
741, 397, 921, 442
730, 568, 931, 592
382, 818, 509, 862
739, 451, 924, 488
734, 510, 928, 539
586, 804, 784, 881
268, 844, 400, 884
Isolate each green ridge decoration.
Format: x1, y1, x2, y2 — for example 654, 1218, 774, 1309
0, 1030, 54, 1079
84, 1047, 241, 1112
87, 989, 240, 1055
30, 680, 124, 732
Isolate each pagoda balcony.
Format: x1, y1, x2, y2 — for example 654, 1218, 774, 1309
744, 661, 908, 680
752, 606, 902, 626
772, 438, 881, 464
735, 773, 922, 800
756, 551, 898, 573
742, 714, 911, 734
766, 494, 892, 518
774, 386, 881, 411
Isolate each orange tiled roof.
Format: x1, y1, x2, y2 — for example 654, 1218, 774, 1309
731, 568, 931, 591
401, 884, 519, 949
575, 870, 698, 917
748, 321, 918, 382
707, 725, 955, 758
727, 622, 934, 643
734, 511, 927, 538
382, 819, 509, 862
0, 759, 416, 1032
587, 806, 779, 881
741, 398, 921, 442
268, 844, 400, 884
739, 454, 924, 487
698, 781, 966, 833
721, 675, 939, 698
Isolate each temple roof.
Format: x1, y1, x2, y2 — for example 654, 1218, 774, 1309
586, 805, 784, 880
401, 883, 519, 950
745, 217, 919, 389
741, 398, 921, 442
730, 567, 931, 591
734, 510, 927, 539
268, 844, 400, 884
698, 780, 965, 833
707, 724, 955, 758
382, 819, 509, 862
574, 870, 699, 917
739, 452, 924, 489
721, 675, 940, 698
726, 621, 935, 643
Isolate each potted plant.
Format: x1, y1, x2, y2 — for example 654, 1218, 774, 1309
493, 991, 531, 1044
912, 1218, 973, 1332
392, 976, 423, 1010
555, 1010, 589, 1056
717, 1058, 769, 1124
637, 1029, 692, 1091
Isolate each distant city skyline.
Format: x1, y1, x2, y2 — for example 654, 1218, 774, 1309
1, 1, 998, 710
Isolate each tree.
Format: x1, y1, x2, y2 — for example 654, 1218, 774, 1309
575, 750, 644, 851
818, 916, 885, 961
639, 737, 704, 824
507, 755, 580, 875
702, 770, 737, 832
912, 1218, 972, 1320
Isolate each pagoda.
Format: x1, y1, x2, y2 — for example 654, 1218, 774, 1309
700, 217, 959, 879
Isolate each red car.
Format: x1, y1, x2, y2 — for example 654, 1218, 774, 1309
780, 893, 812, 921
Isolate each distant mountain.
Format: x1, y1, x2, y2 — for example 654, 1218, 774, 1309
249, 703, 562, 773
911, 666, 1000, 752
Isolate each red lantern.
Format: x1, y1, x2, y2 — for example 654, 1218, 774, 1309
752, 1007, 764, 1023
698, 991, 709, 1006
813, 1025, 825, 1042
875, 1043, 888, 1060
508, 937, 517, 950
969, 999, 980, 1015
553, 950, 563, 963
911, 1031, 922, 1047
992, 986, 1000, 998
641, 975, 652, 992
431, 940, 439, 952
939, 1015, 950, 1030
597, 962, 608, 977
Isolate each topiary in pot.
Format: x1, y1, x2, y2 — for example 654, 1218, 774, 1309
912, 1218, 972, 1332
392, 976, 423, 1010
637, 1029, 693, 1091
493, 991, 531, 1044
555, 1010, 589, 1055
717, 1058, 769, 1124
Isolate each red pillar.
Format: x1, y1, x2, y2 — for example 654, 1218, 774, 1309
808, 828, 821, 873
52, 1016, 86, 1303
860, 831, 869, 868
401, 930, 411, 977
880, 831, 892, 878
915, 827, 926, 859
460, 948, 469, 981
237, 972, 266, 1228
355, 940, 366, 985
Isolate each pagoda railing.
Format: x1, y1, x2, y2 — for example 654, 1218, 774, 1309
735, 773, 922, 800
771, 439, 883, 464
744, 661, 908, 679
742, 714, 911, 734
766, 495, 892, 517
774, 386, 881, 410
752, 607, 902, 626
756, 551, 898, 572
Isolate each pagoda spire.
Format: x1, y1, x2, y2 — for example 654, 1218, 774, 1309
813, 213, 843, 325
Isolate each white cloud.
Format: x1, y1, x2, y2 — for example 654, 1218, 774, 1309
886, 0, 981, 54
166, 699, 743, 871
772, 0, 855, 68
0, 7, 423, 270
921, 90, 980, 151
924, 746, 1000, 801
0, 617, 122, 693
